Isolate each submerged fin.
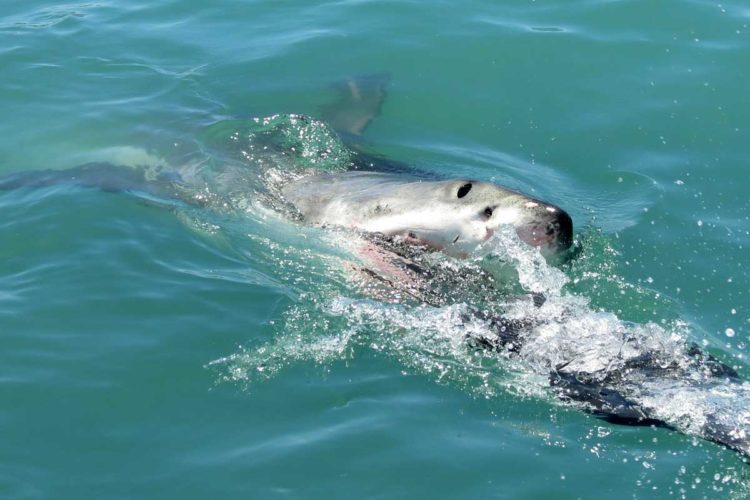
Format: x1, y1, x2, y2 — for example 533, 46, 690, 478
0, 163, 183, 202
550, 371, 659, 425
702, 415, 750, 457
320, 74, 390, 136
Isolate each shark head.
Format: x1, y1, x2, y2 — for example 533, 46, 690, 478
361, 178, 573, 257
282, 172, 573, 258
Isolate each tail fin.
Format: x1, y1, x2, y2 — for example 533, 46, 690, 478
319, 74, 390, 136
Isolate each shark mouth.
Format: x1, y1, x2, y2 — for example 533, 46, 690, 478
399, 231, 444, 251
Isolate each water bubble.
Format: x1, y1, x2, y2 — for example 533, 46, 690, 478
725, 328, 735, 337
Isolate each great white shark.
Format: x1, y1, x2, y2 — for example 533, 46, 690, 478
1, 76, 748, 459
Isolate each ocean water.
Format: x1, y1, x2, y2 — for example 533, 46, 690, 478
1, 0, 750, 498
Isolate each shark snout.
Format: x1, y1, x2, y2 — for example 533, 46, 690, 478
515, 207, 573, 253
550, 209, 573, 250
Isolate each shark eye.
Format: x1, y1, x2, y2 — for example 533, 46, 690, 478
483, 206, 494, 219
457, 183, 472, 198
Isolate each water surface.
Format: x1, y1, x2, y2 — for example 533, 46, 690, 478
1, 0, 749, 498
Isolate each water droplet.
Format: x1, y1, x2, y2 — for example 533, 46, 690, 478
726, 328, 735, 337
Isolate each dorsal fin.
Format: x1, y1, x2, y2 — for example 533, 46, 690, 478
319, 74, 390, 136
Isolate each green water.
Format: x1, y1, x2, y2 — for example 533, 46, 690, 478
2, 0, 750, 498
